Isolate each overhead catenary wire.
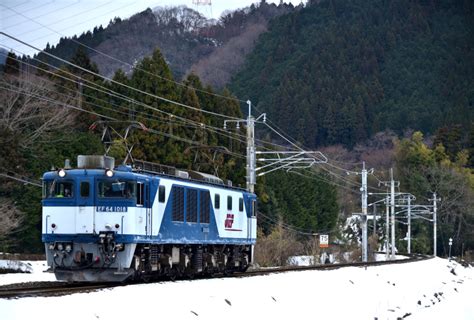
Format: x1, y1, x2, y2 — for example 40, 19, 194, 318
288, 169, 360, 194
0, 82, 246, 159
1, 32, 241, 121
258, 210, 340, 236
0, 46, 235, 134
2, 1, 129, 44
2, 45, 292, 153
1, 52, 253, 152
2, 57, 252, 148
2, 34, 385, 194
0, 172, 42, 187
3, 1, 83, 30
1, 3, 247, 104
0, 83, 117, 121
0, 56, 249, 159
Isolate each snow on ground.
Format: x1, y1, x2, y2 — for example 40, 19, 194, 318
0, 257, 472, 320
0, 260, 55, 286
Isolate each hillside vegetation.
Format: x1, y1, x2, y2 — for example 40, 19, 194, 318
0, 48, 339, 253
36, 3, 293, 83
230, 0, 474, 148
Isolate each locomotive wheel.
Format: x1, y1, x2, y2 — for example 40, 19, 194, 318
168, 268, 177, 281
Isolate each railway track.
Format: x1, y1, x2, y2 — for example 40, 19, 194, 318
241, 253, 432, 277
0, 281, 120, 299
0, 253, 432, 299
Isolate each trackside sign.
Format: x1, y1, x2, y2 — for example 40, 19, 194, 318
319, 234, 329, 248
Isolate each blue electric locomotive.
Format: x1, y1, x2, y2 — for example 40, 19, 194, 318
42, 155, 257, 282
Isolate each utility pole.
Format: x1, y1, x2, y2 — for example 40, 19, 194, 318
448, 238, 453, 261
373, 203, 377, 237
407, 195, 411, 254
390, 168, 396, 260
432, 192, 439, 257
361, 162, 368, 262
386, 195, 390, 260
246, 100, 256, 193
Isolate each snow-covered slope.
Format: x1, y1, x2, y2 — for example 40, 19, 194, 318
0, 257, 472, 320
0, 260, 54, 286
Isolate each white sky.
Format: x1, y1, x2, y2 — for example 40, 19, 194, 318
0, 0, 305, 56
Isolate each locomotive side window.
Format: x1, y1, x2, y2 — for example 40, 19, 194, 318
137, 183, 145, 206
44, 181, 74, 198
214, 194, 220, 209
172, 186, 184, 222
239, 198, 244, 212
200, 190, 210, 224
98, 181, 136, 198
187, 189, 198, 223
158, 185, 166, 203
80, 182, 90, 197
227, 196, 232, 210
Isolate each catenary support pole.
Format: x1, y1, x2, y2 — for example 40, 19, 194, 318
386, 195, 390, 260
361, 162, 368, 262
407, 195, 411, 254
390, 168, 396, 260
373, 203, 377, 237
433, 192, 437, 257
246, 100, 256, 194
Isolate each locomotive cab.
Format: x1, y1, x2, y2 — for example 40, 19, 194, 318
42, 156, 140, 281
42, 155, 257, 282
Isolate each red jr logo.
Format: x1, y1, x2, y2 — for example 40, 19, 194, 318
224, 214, 234, 229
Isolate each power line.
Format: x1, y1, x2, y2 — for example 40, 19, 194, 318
0, 75, 246, 159
2, 31, 242, 122
2, 51, 255, 151
3, 44, 295, 154
0, 83, 117, 120
3, 1, 83, 30
3, 1, 116, 39
288, 170, 360, 194
1, 3, 246, 104
2, 36, 385, 195
0, 173, 42, 188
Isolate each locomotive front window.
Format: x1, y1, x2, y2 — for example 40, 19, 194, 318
98, 180, 136, 198
80, 182, 90, 197
43, 180, 74, 198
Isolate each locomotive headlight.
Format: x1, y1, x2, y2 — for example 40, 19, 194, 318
58, 169, 66, 178
105, 169, 114, 177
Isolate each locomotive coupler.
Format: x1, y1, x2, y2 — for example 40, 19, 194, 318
98, 231, 119, 266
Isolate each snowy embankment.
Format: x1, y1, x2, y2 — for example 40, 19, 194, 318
0, 260, 55, 285
0, 257, 472, 320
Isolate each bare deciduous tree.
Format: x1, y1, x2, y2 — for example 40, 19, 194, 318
0, 197, 23, 240
0, 72, 77, 149
188, 22, 268, 88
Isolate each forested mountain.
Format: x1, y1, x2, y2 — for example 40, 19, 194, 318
35, 3, 294, 82
0, 46, 339, 252
230, 0, 474, 148
188, 2, 295, 88
2, 0, 473, 258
